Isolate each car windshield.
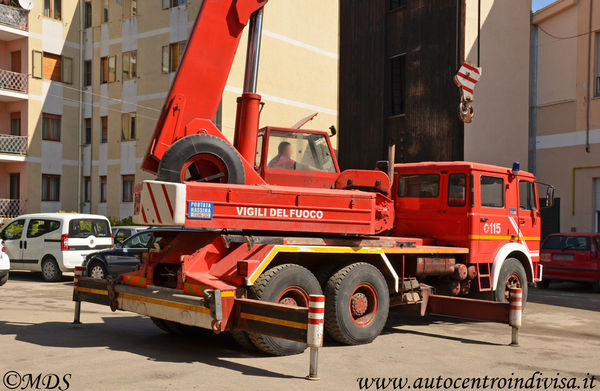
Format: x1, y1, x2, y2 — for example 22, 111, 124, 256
69, 219, 111, 238
122, 232, 152, 249
542, 235, 590, 251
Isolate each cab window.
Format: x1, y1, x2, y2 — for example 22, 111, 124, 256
447, 173, 466, 207
123, 232, 152, 249
266, 131, 336, 173
27, 219, 61, 238
2, 219, 25, 240
519, 181, 537, 211
480, 176, 504, 208
398, 174, 439, 198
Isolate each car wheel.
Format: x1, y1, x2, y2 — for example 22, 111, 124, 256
88, 260, 107, 280
494, 258, 528, 304
41, 257, 62, 282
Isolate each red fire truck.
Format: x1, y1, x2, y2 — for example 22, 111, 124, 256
73, 0, 550, 361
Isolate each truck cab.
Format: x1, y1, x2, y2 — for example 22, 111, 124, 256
392, 162, 542, 294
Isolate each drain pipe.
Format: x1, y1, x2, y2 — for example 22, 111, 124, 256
586, 0, 593, 153
77, 0, 84, 212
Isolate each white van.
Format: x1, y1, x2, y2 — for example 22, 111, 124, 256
0, 213, 113, 281
0, 240, 9, 286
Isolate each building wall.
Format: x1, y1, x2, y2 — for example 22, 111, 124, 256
534, 0, 600, 232
463, 0, 531, 169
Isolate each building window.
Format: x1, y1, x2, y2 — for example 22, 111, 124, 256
83, 176, 91, 203
44, 0, 62, 20
101, 116, 108, 143
162, 0, 186, 9
101, 56, 116, 83
389, 54, 406, 116
42, 114, 61, 142
121, 113, 136, 141
122, 51, 137, 80
596, 33, 600, 97
103, 0, 109, 22
122, 175, 135, 202
99, 176, 107, 203
84, 1, 92, 28
32, 52, 72, 83
84, 60, 92, 86
42, 174, 61, 202
84, 118, 92, 145
123, 0, 137, 18
389, 0, 408, 10
162, 41, 186, 73
9, 173, 20, 200
10, 112, 21, 136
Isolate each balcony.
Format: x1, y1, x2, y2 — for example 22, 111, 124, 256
0, 69, 28, 101
0, 4, 28, 40
0, 134, 27, 161
0, 198, 23, 220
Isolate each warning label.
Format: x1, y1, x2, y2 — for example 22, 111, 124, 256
188, 201, 214, 220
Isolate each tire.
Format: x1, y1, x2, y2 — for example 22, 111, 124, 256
87, 260, 107, 279
248, 264, 322, 356
494, 258, 528, 304
157, 134, 245, 184
537, 280, 550, 289
150, 317, 171, 333
231, 330, 256, 351
151, 317, 210, 336
41, 257, 62, 282
325, 262, 389, 345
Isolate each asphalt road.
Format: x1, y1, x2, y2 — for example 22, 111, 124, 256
0, 273, 599, 391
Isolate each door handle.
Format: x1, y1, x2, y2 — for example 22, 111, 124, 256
19, 241, 22, 249
519, 220, 526, 224
480, 217, 488, 222
23, 241, 27, 249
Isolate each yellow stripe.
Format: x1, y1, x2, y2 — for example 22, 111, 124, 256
240, 312, 307, 330
469, 235, 540, 241
221, 291, 235, 297
77, 287, 108, 296
119, 293, 210, 314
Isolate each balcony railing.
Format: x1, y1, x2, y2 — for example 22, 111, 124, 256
0, 3, 28, 31
0, 134, 27, 155
0, 69, 28, 94
0, 199, 23, 219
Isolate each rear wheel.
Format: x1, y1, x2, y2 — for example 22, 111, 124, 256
157, 134, 245, 184
88, 260, 107, 279
41, 257, 62, 282
231, 330, 256, 351
248, 264, 322, 356
325, 262, 389, 345
494, 258, 528, 304
150, 317, 171, 333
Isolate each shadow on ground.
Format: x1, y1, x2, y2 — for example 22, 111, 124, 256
529, 282, 600, 312
0, 317, 302, 379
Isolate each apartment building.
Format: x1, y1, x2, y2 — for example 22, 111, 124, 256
0, 0, 81, 220
0, 0, 339, 220
533, 0, 600, 233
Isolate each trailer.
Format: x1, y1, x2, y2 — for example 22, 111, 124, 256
73, 0, 551, 378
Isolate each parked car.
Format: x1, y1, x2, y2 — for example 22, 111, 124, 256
539, 233, 600, 292
0, 213, 113, 282
0, 240, 9, 286
112, 226, 150, 245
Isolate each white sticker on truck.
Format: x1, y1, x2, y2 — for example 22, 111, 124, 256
236, 207, 324, 220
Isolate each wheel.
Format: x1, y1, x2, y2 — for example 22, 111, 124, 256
231, 330, 256, 351
157, 134, 245, 184
537, 280, 550, 289
494, 258, 528, 304
41, 257, 62, 282
87, 260, 107, 279
248, 264, 322, 356
325, 263, 389, 345
150, 317, 171, 333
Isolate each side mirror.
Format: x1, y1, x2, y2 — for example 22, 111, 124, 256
545, 186, 555, 208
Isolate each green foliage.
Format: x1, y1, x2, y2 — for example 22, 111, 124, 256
108, 216, 137, 227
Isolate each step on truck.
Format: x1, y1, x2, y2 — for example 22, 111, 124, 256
73, 0, 554, 375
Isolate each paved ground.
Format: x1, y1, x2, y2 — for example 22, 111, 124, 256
0, 272, 599, 391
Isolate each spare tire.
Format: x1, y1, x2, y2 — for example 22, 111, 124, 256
157, 134, 245, 184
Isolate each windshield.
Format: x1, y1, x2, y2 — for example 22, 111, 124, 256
266, 131, 336, 173
542, 235, 590, 251
69, 219, 111, 238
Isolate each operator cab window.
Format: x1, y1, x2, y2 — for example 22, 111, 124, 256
519, 181, 537, 211
447, 173, 466, 207
266, 131, 336, 173
398, 174, 440, 197
480, 175, 504, 208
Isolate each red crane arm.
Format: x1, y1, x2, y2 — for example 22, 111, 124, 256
142, 0, 268, 174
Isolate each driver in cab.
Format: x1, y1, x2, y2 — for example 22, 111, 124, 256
268, 142, 317, 171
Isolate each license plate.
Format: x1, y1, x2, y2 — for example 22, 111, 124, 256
552, 254, 574, 261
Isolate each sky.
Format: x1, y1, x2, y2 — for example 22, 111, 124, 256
532, 0, 557, 12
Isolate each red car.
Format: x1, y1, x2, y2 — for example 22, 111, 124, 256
539, 233, 600, 292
